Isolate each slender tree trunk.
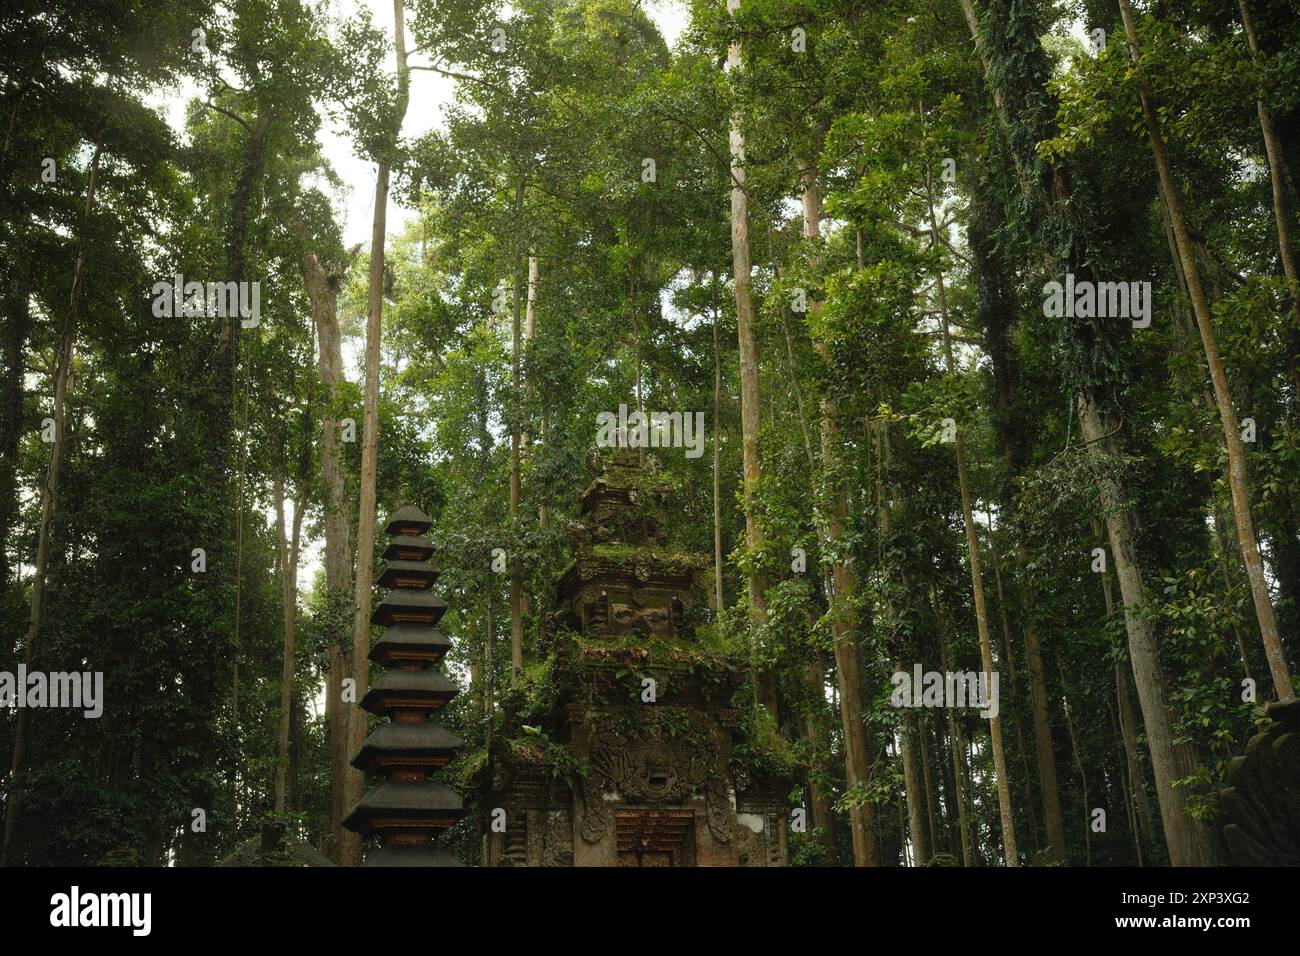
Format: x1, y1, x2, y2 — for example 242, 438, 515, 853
1238, 0, 1300, 341
509, 178, 525, 684
803, 156, 876, 866
289, 695, 302, 813
1096, 521, 1160, 855
831, 625, 877, 866
924, 164, 1018, 865
344, 172, 387, 867
873, 418, 926, 867
937, 608, 973, 867
1118, 0, 1293, 702
1093, 514, 1155, 863
274, 475, 289, 815
777, 279, 837, 610
1019, 604, 1065, 861
919, 716, 942, 856
1109, 693, 1142, 864
273, 466, 307, 815
966, 0, 1221, 865
1158, 196, 1259, 684
711, 278, 725, 611
0, 270, 27, 588
523, 252, 550, 531
212, 109, 272, 495
1117, 654, 1158, 852
899, 707, 929, 865
986, 515, 1037, 849
229, 379, 250, 831
484, 595, 495, 749
343, 0, 410, 867
968, 157, 1066, 863
304, 250, 354, 861
1061, 694, 1090, 866
769, 252, 836, 853
476, 354, 496, 754
726, 0, 775, 718
800, 658, 835, 847
523, 250, 538, 450
1077, 401, 1218, 865
2, 135, 102, 864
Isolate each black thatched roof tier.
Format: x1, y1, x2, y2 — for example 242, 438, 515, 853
362, 845, 464, 867
351, 721, 465, 773
383, 534, 435, 561
362, 668, 459, 715
384, 505, 433, 536
370, 588, 448, 626
369, 622, 452, 667
342, 780, 465, 837
377, 559, 441, 590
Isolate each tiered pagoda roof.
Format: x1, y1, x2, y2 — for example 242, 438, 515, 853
343, 505, 466, 866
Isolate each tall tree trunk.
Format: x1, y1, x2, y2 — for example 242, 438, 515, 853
924, 164, 1018, 865
937, 602, 974, 867
967, 0, 1221, 865
476, 351, 496, 754
509, 178, 525, 684
2, 134, 102, 865
899, 707, 929, 865
1116, 653, 1158, 853
799, 656, 835, 848
274, 474, 289, 816
1061, 694, 1090, 866
873, 418, 925, 867
1237, 0, 1300, 343
523, 250, 538, 449
803, 155, 876, 866
919, 716, 942, 856
1158, 195, 1258, 684
289, 695, 302, 814
770, 248, 836, 853
273, 464, 307, 816
304, 249, 355, 861
1077, 401, 1218, 865
229, 381, 250, 831
1094, 514, 1156, 861
0, 269, 27, 587
969, 161, 1066, 862
523, 252, 550, 530
1118, 0, 1293, 702
711, 277, 725, 611
1109, 692, 1142, 864
1020, 604, 1064, 861
344, 0, 410, 867
212, 110, 272, 504
986, 514, 1037, 849
726, 0, 775, 718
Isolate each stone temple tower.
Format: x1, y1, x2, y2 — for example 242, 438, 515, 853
477, 449, 792, 866
344, 505, 466, 866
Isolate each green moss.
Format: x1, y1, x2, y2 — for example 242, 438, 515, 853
588, 542, 706, 570
498, 654, 560, 721
730, 701, 801, 779
458, 747, 488, 788
502, 731, 586, 787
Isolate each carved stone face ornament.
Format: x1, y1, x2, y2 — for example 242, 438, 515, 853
639, 753, 678, 800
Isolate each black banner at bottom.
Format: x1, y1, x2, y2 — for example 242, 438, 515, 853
0, 864, 1278, 943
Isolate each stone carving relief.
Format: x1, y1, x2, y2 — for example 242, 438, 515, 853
541, 810, 574, 867
580, 715, 732, 845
